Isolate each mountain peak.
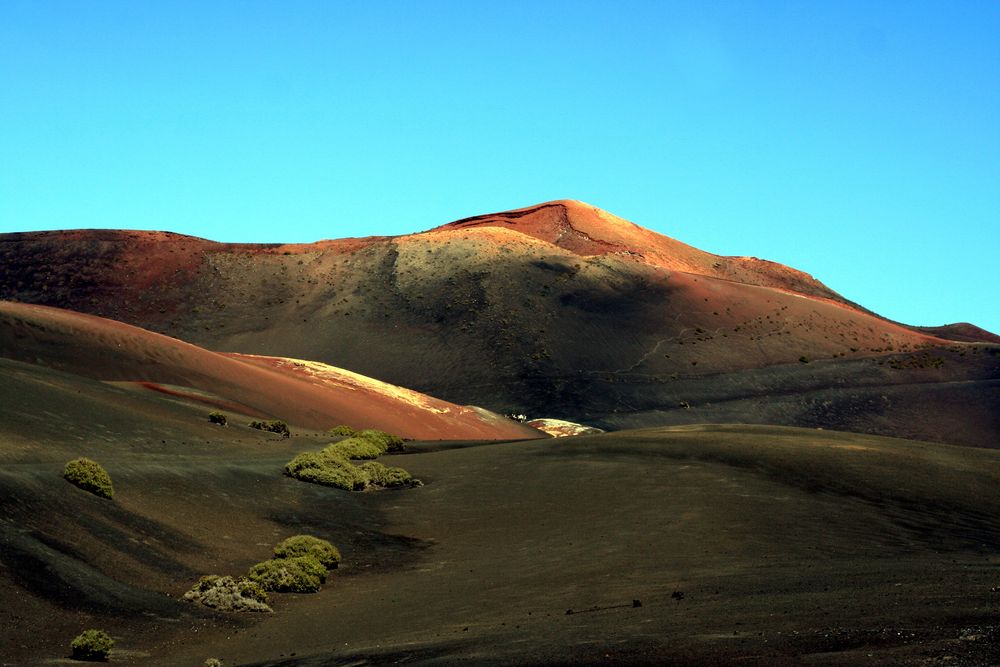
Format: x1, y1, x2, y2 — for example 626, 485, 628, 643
429, 200, 848, 304
434, 199, 651, 249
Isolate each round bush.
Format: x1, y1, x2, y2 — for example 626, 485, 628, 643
70, 628, 115, 661
273, 535, 341, 569
183, 575, 272, 612
208, 411, 228, 426
249, 419, 290, 437
237, 577, 269, 603
328, 425, 358, 437
63, 458, 114, 499
358, 461, 417, 488
247, 556, 327, 593
357, 429, 405, 452
285, 451, 367, 490
325, 438, 384, 460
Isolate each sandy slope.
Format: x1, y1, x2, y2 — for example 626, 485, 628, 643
0, 301, 539, 440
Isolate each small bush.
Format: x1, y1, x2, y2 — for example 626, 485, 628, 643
249, 420, 290, 438
70, 629, 115, 661
286, 432, 418, 491
325, 438, 385, 460
208, 411, 228, 426
328, 425, 358, 437
238, 577, 269, 603
273, 535, 341, 569
247, 555, 327, 593
64, 458, 114, 499
358, 461, 419, 488
205, 659, 223, 667
183, 575, 272, 612
285, 451, 367, 490
357, 429, 405, 452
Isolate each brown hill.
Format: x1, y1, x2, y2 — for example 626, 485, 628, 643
438, 199, 854, 303
0, 301, 539, 440
1, 201, 997, 447
913, 322, 1000, 344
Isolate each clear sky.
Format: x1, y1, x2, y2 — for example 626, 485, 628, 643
2, 1, 998, 332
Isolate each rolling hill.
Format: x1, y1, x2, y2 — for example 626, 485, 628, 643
2, 200, 1000, 665
2, 200, 996, 447
0, 301, 539, 440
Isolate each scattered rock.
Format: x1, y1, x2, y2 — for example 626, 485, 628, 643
525, 418, 604, 438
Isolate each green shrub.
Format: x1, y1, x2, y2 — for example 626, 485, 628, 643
357, 429, 405, 452
63, 458, 114, 499
325, 438, 385, 460
182, 575, 272, 612
205, 659, 222, 667
328, 425, 358, 437
237, 577, 269, 603
208, 411, 228, 426
284, 451, 367, 490
358, 461, 419, 488
273, 535, 341, 569
191, 574, 222, 591
70, 628, 115, 661
247, 555, 327, 593
249, 420, 290, 438
286, 435, 419, 491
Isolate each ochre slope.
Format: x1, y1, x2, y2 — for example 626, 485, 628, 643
437, 199, 850, 301
1, 201, 994, 446
0, 301, 539, 440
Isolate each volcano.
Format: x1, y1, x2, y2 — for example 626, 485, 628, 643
2, 200, 1000, 665
2, 199, 996, 447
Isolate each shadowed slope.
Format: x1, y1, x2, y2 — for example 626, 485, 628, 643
913, 322, 1000, 344
1, 202, 995, 446
5, 408, 1000, 665
0, 357, 436, 663
0, 301, 539, 440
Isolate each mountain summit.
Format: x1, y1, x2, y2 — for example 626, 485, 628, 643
434, 200, 847, 303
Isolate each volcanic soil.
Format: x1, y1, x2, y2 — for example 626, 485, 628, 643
2, 200, 999, 665
0, 300, 539, 441
2, 360, 1000, 666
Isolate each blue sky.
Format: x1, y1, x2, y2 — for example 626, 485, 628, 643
1, 1, 998, 332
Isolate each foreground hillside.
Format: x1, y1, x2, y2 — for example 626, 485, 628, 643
2, 372, 999, 665
0, 301, 539, 440
2, 200, 997, 447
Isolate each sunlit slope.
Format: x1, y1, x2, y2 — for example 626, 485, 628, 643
1, 201, 995, 447
0, 301, 539, 440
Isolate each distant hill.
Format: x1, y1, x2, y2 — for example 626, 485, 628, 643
912, 322, 1000, 344
2, 200, 997, 447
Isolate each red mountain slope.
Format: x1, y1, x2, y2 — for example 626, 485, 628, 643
1, 201, 996, 447
0, 301, 540, 440
437, 200, 849, 303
